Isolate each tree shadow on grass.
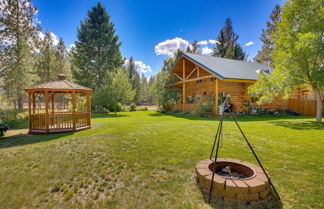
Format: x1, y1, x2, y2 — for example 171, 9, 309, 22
149, 112, 311, 123
91, 113, 129, 119
195, 181, 283, 209
0, 131, 74, 149
268, 121, 324, 130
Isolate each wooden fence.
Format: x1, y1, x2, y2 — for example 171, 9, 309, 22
288, 99, 319, 116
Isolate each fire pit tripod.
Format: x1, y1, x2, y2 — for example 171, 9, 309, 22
195, 102, 281, 206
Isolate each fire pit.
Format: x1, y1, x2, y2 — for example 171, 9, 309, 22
195, 158, 271, 206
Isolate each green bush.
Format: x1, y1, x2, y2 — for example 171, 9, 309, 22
129, 103, 137, 111
0, 122, 8, 137
0, 109, 26, 136
191, 100, 212, 117
0, 109, 20, 122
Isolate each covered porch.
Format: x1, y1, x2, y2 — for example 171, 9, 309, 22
170, 53, 259, 115
171, 55, 221, 114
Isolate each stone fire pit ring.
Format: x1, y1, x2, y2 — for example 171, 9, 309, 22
195, 158, 271, 206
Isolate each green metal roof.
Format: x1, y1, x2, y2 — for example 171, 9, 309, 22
181, 52, 272, 80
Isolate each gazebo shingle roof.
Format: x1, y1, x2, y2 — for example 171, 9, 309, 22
25, 74, 92, 92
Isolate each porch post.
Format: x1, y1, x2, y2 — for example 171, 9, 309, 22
86, 92, 91, 127
215, 79, 219, 115
182, 58, 186, 111
44, 91, 49, 133
72, 91, 76, 131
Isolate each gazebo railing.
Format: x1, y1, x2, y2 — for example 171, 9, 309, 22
30, 112, 90, 130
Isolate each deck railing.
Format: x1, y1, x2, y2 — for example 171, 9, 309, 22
30, 112, 90, 130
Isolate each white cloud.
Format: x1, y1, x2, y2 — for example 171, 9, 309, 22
37, 31, 59, 45
134, 61, 152, 73
125, 59, 152, 73
244, 41, 254, 46
209, 39, 220, 45
198, 40, 208, 45
155, 37, 189, 56
50, 32, 59, 45
37, 31, 45, 40
67, 44, 75, 52
201, 46, 213, 55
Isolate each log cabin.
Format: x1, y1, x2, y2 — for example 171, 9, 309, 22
170, 52, 320, 116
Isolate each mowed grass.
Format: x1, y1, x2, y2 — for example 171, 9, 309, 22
0, 111, 323, 209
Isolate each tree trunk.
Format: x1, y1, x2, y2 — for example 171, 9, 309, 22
314, 88, 322, 122
17, 96, 24, 110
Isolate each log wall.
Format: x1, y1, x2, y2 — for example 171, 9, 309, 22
172, 79, 289, 114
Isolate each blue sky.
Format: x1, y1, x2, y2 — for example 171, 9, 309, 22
33, 0, 285, 76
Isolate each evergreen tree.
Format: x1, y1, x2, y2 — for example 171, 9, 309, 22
93, 68, 135, 115
55, 37, 71, 78
0, 0, 40, 109
212, 18, 247, 60
139, 74, 148, 103
254, 5, 281, 66
186, 40, 200, 54
133, 72, 140, 103
71, 2, 124, 90
147, 76, 155, 103
37, 30, 57, 82
126, 57, 140, 102
151, 51, 179, 110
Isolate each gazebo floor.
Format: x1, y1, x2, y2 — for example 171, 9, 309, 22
29, 126, 91, 135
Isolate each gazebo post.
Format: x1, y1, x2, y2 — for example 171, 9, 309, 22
51, 93, 55, 115
32, 92, 36, 114
86, 92, 91, 127
28, 91, 31, 131
72, 91, 76, 131
44, 91, 49, 133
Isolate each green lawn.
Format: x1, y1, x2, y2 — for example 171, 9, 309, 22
0, 111, 323, 209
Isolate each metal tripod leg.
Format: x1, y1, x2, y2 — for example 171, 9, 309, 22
229, 110, 281, 200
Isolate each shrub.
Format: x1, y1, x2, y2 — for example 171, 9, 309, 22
137, 107, 148, 111
0, 109, 20, 122
191, 100, 212, 117
129, 103, 137, 111
0, 109, 27, 133
0, 122, 8, 137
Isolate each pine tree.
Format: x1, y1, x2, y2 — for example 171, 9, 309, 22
133, 72, 140, 103
126, 57, 141, 103
186, 40, 200, 54
254, 5, 281, 67
37, 30, 57, 82
93, 68, 135, 115
55, 37, 71, 78
212, 18, 247, 60
0, 0, 40, 109
139, 74, 148, 103
71, 2, 124, 90
148, 76, 155, 103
